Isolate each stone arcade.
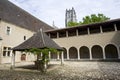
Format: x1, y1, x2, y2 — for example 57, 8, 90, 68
46, 20, 120, 60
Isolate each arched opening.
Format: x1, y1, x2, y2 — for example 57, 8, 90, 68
51, 53, 57, 59
69, 47, 78, 59
21, 54, 26, 61
92, 45, 103, 59
63, 48, 67, 59
80, 46, 90, 59
105, 44, 118, 59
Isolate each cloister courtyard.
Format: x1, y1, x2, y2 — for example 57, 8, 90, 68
0, 61, 120, 80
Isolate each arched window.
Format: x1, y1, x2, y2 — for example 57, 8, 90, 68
92, 45, 103, 59
69, 47, 78, 59
80, 46, 90, 59
105, 44, 118, 59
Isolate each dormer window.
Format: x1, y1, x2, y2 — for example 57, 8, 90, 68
6, 26, 11, 35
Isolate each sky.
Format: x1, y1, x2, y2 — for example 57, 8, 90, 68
9, 0, 120, 28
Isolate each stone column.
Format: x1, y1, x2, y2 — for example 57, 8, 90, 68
102, 47, 106, 59
67, 48, 69, 60
57, 32, 59, 38
66, 31, 68, 37
76, 29, 78, 36
89, 47, 92, 60
100, 26, 103, 33
77, 48, 80, 60
114, 24, 117, 31
117, 47, 120, 59
11, 51, 15, 70
88, 28, 90, 35
61, 51, 64, 65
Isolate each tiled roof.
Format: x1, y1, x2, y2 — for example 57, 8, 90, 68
0, 0, 54, 32
13, 30, 62, 51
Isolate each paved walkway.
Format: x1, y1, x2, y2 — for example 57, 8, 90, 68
0, 61, 120, 80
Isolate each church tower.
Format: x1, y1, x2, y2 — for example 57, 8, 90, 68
65, 7, 77, 27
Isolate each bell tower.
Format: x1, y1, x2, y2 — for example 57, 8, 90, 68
65, 7, 77, 27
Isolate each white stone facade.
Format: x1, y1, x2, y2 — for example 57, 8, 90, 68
0, 20, 36, 63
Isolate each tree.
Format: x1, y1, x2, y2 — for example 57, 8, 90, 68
67, 13, 110, 27
26, 48, 59, 73
68, 21, 79, 27
80, 13, 110, 25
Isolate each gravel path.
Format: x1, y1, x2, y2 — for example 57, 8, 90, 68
0, 61, 120, 80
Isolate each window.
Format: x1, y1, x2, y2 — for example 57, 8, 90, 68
24, 36, 26, 40
3, 47, 11, 57
89, 27, 100, 34
78, 28, 88, 35
6, 26, 11, 35
102, 24, 115, 32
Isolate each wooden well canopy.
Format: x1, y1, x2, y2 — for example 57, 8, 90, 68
12, 29, 62, 51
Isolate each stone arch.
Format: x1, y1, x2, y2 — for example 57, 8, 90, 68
69, 47, 78, 59
80, 46, 90, 59
105, 44, 118, 59
59, 47, 67, 59
91, 45, 103, 59
63, 47, 67, 59
21, 54, 26, 61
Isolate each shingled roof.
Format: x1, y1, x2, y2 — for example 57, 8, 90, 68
0, 0, 53, 32
13, 29, 62, 51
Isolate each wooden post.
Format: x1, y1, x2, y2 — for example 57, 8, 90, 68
44, 58, 47, 72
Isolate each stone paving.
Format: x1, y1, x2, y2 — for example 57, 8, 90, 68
0, 61, 120, 80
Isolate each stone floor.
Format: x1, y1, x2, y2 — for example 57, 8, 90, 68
0, 61, 120, 80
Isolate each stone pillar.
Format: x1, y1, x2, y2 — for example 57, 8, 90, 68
114, 24, 117, 31
102, 47, 106, 60
76, 29, 78, 36
77, 48, 80, 60
67, 48, 69, 60
66, 31, 68, 37
61, 51, 64, 65
57, 32, 59, 38
89, 47, 92, 60
88, 28, 90, 35
100, 26, 103, 33
117, 47, 120, 59
11, 51, 15, 70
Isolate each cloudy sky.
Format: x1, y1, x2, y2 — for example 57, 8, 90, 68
9, 0, 120, 28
